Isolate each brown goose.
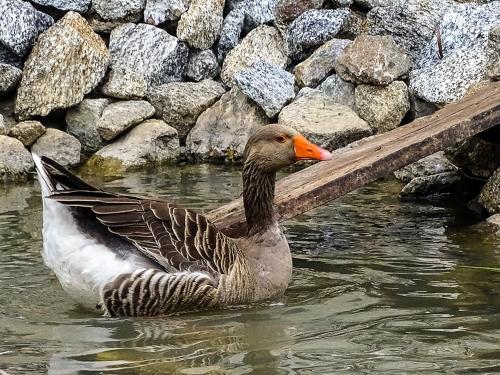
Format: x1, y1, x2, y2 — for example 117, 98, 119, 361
33, 124, 332, 317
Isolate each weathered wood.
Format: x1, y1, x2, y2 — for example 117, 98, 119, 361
208, 81, 500, 237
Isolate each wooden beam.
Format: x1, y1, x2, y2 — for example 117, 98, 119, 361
208, 80, 500, 237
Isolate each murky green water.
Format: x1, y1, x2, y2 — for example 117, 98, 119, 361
0, 164, 499, 374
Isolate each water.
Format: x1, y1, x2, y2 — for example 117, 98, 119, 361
0, 164, 499, 374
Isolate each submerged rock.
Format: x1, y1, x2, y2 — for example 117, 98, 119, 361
278, 89, 371, 150
144, 0, 188, 25
186, 87, 270, 162
394, 152, 458, 183
399, 172, 464, 198
186, 50, 220, 81
480, 168, 500, 214
93, 0, 145, 21
7, 120, 45, 147
101, 68, 148, 100
0, 135, 33, 182
234, 61, 295, 118
15, 12, 110, 120
32, 0, 90, 12
31, 128, 81, 167
147, 79, 226, 139
0, 63, 22, 95
317, 74, 356, 109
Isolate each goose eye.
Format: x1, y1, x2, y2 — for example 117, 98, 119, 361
275, 136, 286, 143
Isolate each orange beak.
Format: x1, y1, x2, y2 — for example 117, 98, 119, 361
293, 134, 332, 161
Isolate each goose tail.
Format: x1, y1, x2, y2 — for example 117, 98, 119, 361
32, 153, 56, 197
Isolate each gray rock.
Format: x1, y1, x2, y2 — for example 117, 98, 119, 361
86, 11, 142, 34
318, 74, 356, 109
186, 49, 220, 81
0, 63, 22, 95
15, 12, 110, 120
147, 80, 226, 139
31, 0, 90, 12
342, 9, 370, 39
0, 135, 33, 182
485, 214, 500, 235
354, 0, 395, 9
285, 9, 350, 61
97, 100, 155, 141
101, 68, 148, 100
399, 172, 464, 198
65, 98, 110, 154
234, 61, 295, 118
355, 81, 410, 133
0, 45, 22, 68
88, 120, 180, 171
487, 26, 500, 80
221, 25, 288, 86
274, 0, 325, 36
0, 0, 53, 57
238, 0, 280, 30
480, 167, 500, 214
330, 0, 352, 7
407, 91, 438, 121
109, 23, 188, 88
294, 38, 351, 87
31, 128, 81, 167
177, 0, 224, 49
278, 89, 372, 150
335, 35, 411, 85
0, 115, 4, 135
394, 152, 457, 183
7, 120, 46, 146
144, 0, 188, 25
186, 87, 270, 162
216, 9, 246, 62
93, 0, 145, 21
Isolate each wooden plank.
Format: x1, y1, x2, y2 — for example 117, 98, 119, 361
208, 80, 500, 237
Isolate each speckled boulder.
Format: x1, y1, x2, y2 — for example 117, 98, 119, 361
480, 168, 500, 214
318, 74, 356, 109
394, 152, 457, 183
238, 0, 280, 30
278, 89, 371, 150
216, 9, 245, 62
0, 63, 22, 95
177, 0, 224, 49
7, 121, 45, 147
355, 81, 410, 133
285, 9, 350, 61
0, 45, 22, 68
294, 38, 351, 87
147, 79, 226, 139
101, 68, 148, 99
234, 61, 295, 118
0, 115, 5, 135
0, 0, 53, 57
144, 0, 188, 25
31, 128, 81, 167
31, 0, 90, 12
487, 26, 500, 80
15, 12, 110, 120
186, 87, 270, 163
0, 135, 33, 182
187, 50, 220, 81
93, 0, 145, 21
274, 0, 325, 36
335, 35, 411, 85
109, 23, 188, 88
221, 25, 288, 86
354, 0, 396, 9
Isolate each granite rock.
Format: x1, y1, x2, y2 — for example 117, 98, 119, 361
93, 0, 145, 21
330, 0, 352, 7
355, 81, 410, 133
187, 49, 220, 81
407, 91, 438, 121
278, 89, 372, 150
238, 0, 280, 30
31, 0, 90, 12
317, 74, 356, 109
101, 68, 148, 99
354, 0, 396, 9
294, 38, 351, 87
0, 135, 33, 182
65, 98, 110, 154
487, 25, 500, 80
147, 79, 226, 139
15, 12, 109, 120
216, 9, 246, 62
0, 45, 22, 68
7, 121, 45, 147
274, 0, 325, 36
285, 9, 350, 61
399, 172, 464, 198
144, 0, 188, 25
31, 128, 81, 167
177, 0, 224, 49
339, 9, 370, 39
0, 63, 22, 95
186, 87, 270, 162
0, 0, 53, 57
97, 100, 155, 141
335, 35, 411, 85
480, 167, 500, 214
86, 11, 142, 34
0, 115, 4, 135
394, 152, 457, 183
221, 25, 288, 86
109, 23, 188, 88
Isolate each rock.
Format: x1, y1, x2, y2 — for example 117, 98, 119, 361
487, 26, 500, 80
0, 115, 4, 135
234, 61, 295, 118
399, 172, 464, 198
97, 100, 155, 141
31, 0, 90, 12
278, 89, 372, 150
86, 11, 141, 34
330, 0, 352, 7
335, 35, 411, 85
485, 214, 500, 235
340, 9, 369, 39
354, 0, 396, 9
88, 120, 180, 171
410, 3, 500, 104
93, 0, 145, 21
7, 121, 46, 146
15, 12, 109, 120
355, 81, 410, 133
221, 25, 288, 86
368, 0, 455, 62
186, 87, 270, 162
65, 98, 110, 154
0, 45, 22, 68
109, 23, 188, 88
274, 0, 325, 36
147, 80, 226, 139
31, 128, 81, 167
100, 68, 148, 100
294, 38, 351, 87
186, 49, 220, 81
317, 74, 355, 109
216, 9, 246, 62
177, 0, 224, 49
0, 63, 22, 95
144, 0, 188, 25
407, 91, 438, 121
394, 152, 457, 183
238, 0, 280, 30
0, 135, 33, 182
0, 0, 53, 57
284, 9, 350, 61
480, 168, 500, 214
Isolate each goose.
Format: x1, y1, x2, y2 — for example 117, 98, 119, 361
33, 124, 332, 317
